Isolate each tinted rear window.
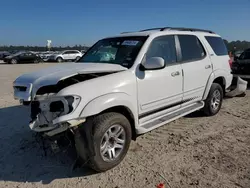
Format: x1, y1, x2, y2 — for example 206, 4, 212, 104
205, 36, 228, 56
178, 35, 206, 62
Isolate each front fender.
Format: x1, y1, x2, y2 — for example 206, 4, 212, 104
79, 92, 138, 126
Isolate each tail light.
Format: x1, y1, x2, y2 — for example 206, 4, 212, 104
228, 58, 233, 68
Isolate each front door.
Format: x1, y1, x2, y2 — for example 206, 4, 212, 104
137, 35, 183, 116
177, 35, 213, 104
19, 53, 30, 63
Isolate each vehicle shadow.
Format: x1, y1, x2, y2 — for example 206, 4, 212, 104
0, 105, 96, 184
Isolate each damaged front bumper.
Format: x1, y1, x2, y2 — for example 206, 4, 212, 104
29, 95, 84, 136
226, 76, 248, 97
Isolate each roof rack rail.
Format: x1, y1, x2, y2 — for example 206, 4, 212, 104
139, 27, 215, 34
162, 27, 215, 33
120, 31, 135, 34
140, 28, 165, 32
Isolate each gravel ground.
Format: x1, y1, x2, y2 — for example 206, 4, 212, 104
0, 63, 249, 188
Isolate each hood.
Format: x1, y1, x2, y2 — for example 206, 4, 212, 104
14, 63, 127, 88
5, 55, 14, 59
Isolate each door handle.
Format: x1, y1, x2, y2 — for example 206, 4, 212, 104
171, 71, 180, 77
205, 65, 212, 69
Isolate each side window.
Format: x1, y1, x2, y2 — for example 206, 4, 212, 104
146, 35, 177, 65
205, 36, 228, 56
178, 35, 206, 62
63, 51, 70, 54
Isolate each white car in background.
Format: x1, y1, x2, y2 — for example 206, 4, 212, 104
49, 50, 83, 62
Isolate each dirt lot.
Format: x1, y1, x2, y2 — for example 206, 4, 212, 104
0, 63, 249, 188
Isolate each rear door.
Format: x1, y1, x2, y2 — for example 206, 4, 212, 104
19, 53, 30, 63
29, 52, 39, 63
62, 51, 71, 60
69, 51, 79, 60
177, 35, 213, 105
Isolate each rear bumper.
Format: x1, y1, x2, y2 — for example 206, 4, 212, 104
226, 76, 248, 97
233, 74, 250, 79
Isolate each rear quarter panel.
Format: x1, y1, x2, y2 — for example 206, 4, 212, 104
200, 34, 232, 88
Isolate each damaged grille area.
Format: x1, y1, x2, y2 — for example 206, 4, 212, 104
31, 101, 41, 121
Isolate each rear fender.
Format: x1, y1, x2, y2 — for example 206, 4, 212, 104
202, 70, 227, 100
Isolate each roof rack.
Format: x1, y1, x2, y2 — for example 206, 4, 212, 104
120, 31, 134, 34
139, 27, 215, 34
140, 27, 169, 32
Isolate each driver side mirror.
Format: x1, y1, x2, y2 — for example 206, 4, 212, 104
140, 57, 165, 70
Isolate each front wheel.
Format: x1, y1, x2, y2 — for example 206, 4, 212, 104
76, 112, 132, 172
203, 83, 223, 116
10, 59, 18, 64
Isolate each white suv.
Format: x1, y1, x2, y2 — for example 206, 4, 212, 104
49, 50, 82, 62
13, 27, 234, 172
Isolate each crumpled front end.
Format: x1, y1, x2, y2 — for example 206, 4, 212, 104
29, 95, 85, 136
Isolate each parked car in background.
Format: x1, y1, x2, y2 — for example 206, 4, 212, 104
232, 48, 250, 78
38, 51, 55, 62
48, 50, 83, 62
234, 50, 244, 58
4, 51, 43, 64
0, 51, 11, 60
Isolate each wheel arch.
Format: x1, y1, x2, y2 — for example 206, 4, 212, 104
79, 93, 138, 140
213, 76, 226, 95
203, 72, 226, 100
56, 56, 63, 60
100, 106, 137, 140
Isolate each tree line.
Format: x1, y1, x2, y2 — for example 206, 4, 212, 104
0, 40, 250, 52
223, 40, 250, 52
0, 45, 89, 52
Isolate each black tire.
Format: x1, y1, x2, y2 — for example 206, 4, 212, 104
75, 56, 81, 62
203, 83, 223, 116
77, 112, 132, 172
56, 57, 63, 63
34, 59, 41, 63
10, 59, 18, 64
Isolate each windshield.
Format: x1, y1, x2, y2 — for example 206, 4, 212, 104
78, 36, 147, 68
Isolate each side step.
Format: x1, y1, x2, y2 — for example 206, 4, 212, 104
136, 102, 204, 134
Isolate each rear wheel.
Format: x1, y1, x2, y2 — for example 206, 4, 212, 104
75, 56, 81, 62
34, 59, 41, 63
76, 112, 132, 172
203, 83, 223, 116
56, 57, 63, 63
10, 59, 18, 64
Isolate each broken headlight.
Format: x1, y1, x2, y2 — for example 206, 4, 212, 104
64, 95, 81, 113
49, 95, 81, 114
